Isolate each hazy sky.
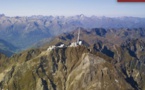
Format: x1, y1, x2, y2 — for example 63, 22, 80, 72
0, 0, 145, 17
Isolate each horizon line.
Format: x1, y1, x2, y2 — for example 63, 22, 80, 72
0, 13, 145, 18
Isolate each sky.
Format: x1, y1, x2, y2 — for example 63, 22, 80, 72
0, 0, 145, 17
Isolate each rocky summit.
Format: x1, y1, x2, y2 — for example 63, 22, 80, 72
0, 37, 145, 90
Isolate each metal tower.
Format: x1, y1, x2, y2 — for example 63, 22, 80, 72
77, 28, 80, 44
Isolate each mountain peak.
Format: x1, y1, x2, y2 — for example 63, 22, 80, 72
0, 14, 5, 17
79, 14, 85, 17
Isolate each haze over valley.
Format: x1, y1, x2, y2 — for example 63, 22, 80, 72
0, 14, 145, 56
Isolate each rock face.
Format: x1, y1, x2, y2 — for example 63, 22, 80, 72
91, 28, 107, 36
1, 43, 145, 90
113, 39, 145, 90
66, 53, 132, 90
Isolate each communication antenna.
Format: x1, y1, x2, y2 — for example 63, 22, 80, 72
77, 27, 80, 44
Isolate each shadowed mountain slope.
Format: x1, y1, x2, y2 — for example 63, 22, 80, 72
0, 39, 18, 56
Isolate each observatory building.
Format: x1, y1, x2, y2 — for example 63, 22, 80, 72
47, 28, 82, 51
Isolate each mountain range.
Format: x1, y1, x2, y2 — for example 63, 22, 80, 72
0, 14, 145, 55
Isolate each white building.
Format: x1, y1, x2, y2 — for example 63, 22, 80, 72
47, 45, 56, 51
58, 44, 65, 48
78, 41, 82, 45
48, 28, 83, 49
69, 42, 77, 47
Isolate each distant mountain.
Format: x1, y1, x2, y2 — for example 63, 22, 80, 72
0, 14, 145, 50
0, 39, 18, 56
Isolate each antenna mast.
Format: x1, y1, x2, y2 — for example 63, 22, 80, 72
77, 27, 80, 43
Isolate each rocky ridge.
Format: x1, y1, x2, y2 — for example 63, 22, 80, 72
0, 38, 145, 90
